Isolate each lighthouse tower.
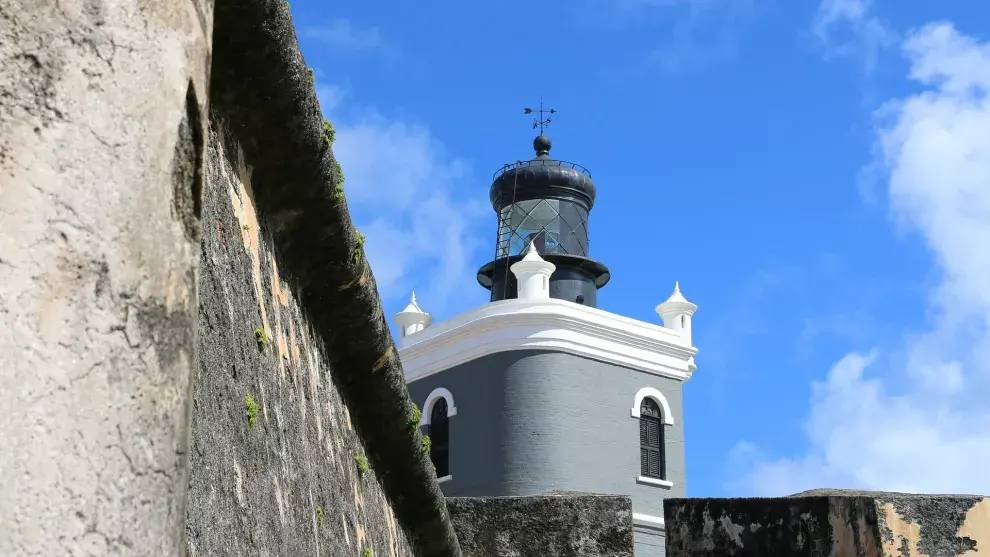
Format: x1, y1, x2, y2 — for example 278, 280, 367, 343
396, 134, 699, 557
476, 133, 611, 307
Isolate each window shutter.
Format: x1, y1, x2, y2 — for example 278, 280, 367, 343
638, 397, 666, 480
647, 420, 660, 446
649, 450, 661, 478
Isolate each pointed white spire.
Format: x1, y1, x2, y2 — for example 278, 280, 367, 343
393, 291, 433, 341
402, 291, 424, 314
510, 242, 556, 300
522, 241, 542, 261
664, 281, 689, 305
655, 281, 698, 346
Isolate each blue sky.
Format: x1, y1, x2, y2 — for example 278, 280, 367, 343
292, 0, 990, 497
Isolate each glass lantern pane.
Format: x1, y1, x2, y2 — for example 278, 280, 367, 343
496, 199, 590, 258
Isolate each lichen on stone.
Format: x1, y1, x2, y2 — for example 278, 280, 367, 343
407, 404, 422, 435
254, 327, 268, 352
245, 393, 260, 428
352, 231, 365, 265
322, 119, 336, 148
354, 453, 369, 476
333, 160, 346, 200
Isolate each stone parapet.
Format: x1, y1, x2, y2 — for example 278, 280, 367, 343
664, 489, 990, 557
447, 492, 635, 557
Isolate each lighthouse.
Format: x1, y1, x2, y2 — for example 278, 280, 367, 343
396, 132, 699, 557
476, 133, 611, 307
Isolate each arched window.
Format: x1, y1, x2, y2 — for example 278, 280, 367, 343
429, 398, 450, 477
639, 398, 665, 480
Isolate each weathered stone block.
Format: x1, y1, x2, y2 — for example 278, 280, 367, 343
1, 0, 212, 555
184, 122, 415, 557
664, 489, 990, 557
447, 492, 635, 557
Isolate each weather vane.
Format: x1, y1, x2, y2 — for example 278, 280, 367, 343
523, 96, 555, 134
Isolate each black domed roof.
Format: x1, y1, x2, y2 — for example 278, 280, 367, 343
489, 135, 597, 210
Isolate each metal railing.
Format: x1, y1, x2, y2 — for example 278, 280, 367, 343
492, 158, 591, 181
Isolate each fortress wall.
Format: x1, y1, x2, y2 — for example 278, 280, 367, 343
190, 1, 461, 555
446, 494, 635, 557
184, 120, 416, 557
0, 0, 461, 555
0, 1, 212, 555
663, 491, 990, 557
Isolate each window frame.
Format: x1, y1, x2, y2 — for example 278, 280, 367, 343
428, 398, 450, 478
639, 398, 665, 480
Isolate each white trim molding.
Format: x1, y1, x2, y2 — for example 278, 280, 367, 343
400, 298, 698, 383
421, 387, 458, 425
630, 387, 674, 425
437, 475, 452, 484
632, 512, 665, 531
636, 476, 674, 489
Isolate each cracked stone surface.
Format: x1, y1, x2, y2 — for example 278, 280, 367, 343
664, 492, 990, 557
183, 121, 416, 557
0, 0, 213, 556
446, 493, 635, 557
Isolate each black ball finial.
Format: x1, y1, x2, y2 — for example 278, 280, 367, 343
533, 134, 552, 157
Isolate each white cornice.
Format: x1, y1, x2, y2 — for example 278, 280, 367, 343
400, 298, 697, 383
632, 512, 665, 531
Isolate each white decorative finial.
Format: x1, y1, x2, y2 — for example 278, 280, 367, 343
663, 281, 689, 305
674, 281, 680, 293
521, 240, 542, 261
655, 281, 698, 346
393, 291, 432, 343
510, 244, 556, 300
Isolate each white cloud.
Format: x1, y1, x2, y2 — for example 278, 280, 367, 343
811, 0, 896, 71
652, 0, 754, 73
315, 83, 348, 114
303, 19, 386, 52
318, 87, 488, 315
731, 23, 990, 496
573, 0, 754, 72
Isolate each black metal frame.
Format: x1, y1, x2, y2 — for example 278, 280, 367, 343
429, 399, 450, 478
494, 198, 590, 260
493, 158, 591, 182
639, 398, 665, 480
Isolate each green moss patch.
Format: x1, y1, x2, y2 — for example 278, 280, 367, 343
354, 453, 369, 476
245, 393, 260, 428
254, 327, 268, 352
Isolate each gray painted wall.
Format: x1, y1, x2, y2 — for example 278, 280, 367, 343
634, 528, 666, 557
407, 349, 688, 557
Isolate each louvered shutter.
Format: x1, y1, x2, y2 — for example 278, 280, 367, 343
639, 398, 666, 479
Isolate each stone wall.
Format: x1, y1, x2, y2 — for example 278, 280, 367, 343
1, 0, 462, 555
447, 493, 635, 557
193, 1, 461, 556
0, 0, 212, 555
184, 121, 413, 557
663, 490, 990, 557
